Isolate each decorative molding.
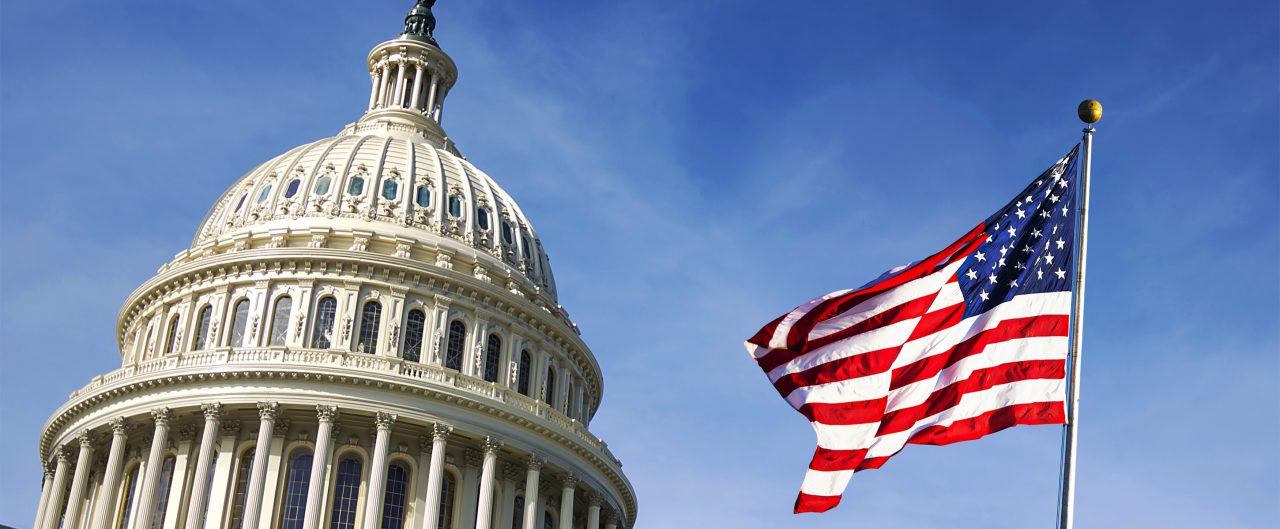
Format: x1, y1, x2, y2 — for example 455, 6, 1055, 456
201, 402, 224, 422
257, 401, 280, 421
151, 407, 173, 426
374, 412, 397, 430
315, 404, 339, 422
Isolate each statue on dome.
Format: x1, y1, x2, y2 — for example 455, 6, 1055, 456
402, 0, 439, 46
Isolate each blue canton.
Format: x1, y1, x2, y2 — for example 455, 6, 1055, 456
957, 146, 1080, 317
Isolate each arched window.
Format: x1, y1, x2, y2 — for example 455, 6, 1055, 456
512, 496, 524, 529
380, 462, 411, 529
192, 306, 212, 350
270, 296, 292, 346
164, 315, 181, 354
348, 175, 366, 196
403, 310, 426, 363
227, 449, 255, 529
149, 456, 177, 529
227, 299, 250, 348
312, 297, 337, 349
284, 179, 301, 199
278, 449, 313, 529
314, 175, 332, 196
544, 366, 556, 407
256, 184, 274, 204
415, 186, 431, 208
329, 456, 363, 529
566, 379, 576, 418
114, 465, 141, 529
517, 351, 532, 396
436, 473, 456, 529
447, 195, 462, 218
357, 301, 382, 353
484, 334, 501, 383
381, 179, 399, 201
542, 512, 555, 529
445, 321, 465, 371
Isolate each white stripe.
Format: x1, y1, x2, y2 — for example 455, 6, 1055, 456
767, 288, 854, 349
891, 291, 1071, 369
864, 378, 1065, 457
885, 336, 1067, 413
807, 261, 963, 341
928, 280, 964, 311
767, 317, 918, 383
811, 422, 881, 451
799, 468, 854, 497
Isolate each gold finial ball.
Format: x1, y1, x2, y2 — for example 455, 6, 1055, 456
1077, 99, 1102, 124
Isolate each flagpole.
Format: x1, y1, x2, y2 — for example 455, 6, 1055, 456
1058, 100, 1100, 529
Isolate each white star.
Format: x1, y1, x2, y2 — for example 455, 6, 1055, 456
966, 269, 978, 280
1049, 194, 1060, 203
1015, 208, 1026, 219
1045, 253, 1055, 265
986, 235, 994, 243
1009, 279, 1019, 288
1000, 245, 1009, 256
1053, 225, 1059, 234
1040, 211, 1051, 219
979, 290, 990, 301
975, 251, 986, 262
997, 257, 1006, 268
1023, 244, 1033, 253
1026, 195, 1035, 204
1015, 262, 1026, 270
1006, 226, 1017, 237
1037, 269, 1044, 279
1055, 237, 1066, 250
988, 273, 998, 284
1055, 268, 1067, 280
1059, 178, 1069, 188
1032, 228, 1043, 238
1062, 206, 1070, 216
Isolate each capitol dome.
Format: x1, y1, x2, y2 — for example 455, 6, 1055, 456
30, 4, 636, 529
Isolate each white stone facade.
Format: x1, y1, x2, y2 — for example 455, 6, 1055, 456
31, 4, 637, 529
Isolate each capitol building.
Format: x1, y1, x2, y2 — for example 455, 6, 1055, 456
28, 3, 637, 529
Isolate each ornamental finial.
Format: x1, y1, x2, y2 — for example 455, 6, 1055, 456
401, 0, 439, 47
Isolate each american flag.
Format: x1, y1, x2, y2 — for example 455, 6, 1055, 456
745, 146, 1081, 513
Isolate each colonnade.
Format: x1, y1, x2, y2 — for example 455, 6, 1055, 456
368, 55, 446, 123
34, 403, 625, 529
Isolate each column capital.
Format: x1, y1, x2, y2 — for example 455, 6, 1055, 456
603, 511, 619, 525
587, 490, 604, 507
43, 461, 56, 478
109, 417, 129, 435
201, 402, 224, 421
53, 445, 70, 463
256, 401, 280, 421
77, 430, 96, 448
151, 407, 173, 426
561, 472, 579, 489
526, 454, 544, 471
430, 422, 453, 441
374, 412, 397, 431
481, 436, 504, 455
315, 404, 339, 422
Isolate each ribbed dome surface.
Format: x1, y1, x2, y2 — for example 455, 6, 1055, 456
193, 130, 558, 301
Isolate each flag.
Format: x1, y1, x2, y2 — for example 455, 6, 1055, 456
745, 146, 1081, 513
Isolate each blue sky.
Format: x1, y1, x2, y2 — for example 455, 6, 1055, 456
2, 1, 1277, 527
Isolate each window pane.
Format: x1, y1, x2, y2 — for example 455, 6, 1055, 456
437, 474, 455, 529
358, 301, 382, 353
512, 497, 524, 529
448, 195, 461, 218
381, 180, 398, 201
477, 209, 490, 230
404, 310, 426, 363
501, 223, 513, 245
329, 457, 362, 529
380, 463, 410, 529
315, 175, 332, 195
518, 351, 531, 396
228, 450, 255, 529
284, 179, 301, 199
234, 194, 247, 213
415, 186, 430, 208
348, 176, 365, 196
228, 300, 250, 348
149, 456, 177, 529
544, 367, 556, 407
193, 307, 212, 350
445, 321, 465, 371
115, 466, 140, 529
484, 335, 501, 383
270, 297, 292, 346
164, 316, 181, 354
278, 451, 313, 529
256, 184, 273, 204
312, 298, 337, 349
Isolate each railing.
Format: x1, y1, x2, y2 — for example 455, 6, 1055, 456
71, 347, 618, 466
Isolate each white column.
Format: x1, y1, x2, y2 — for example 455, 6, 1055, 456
376, 63, 391, 107
130, 408, 172, 529
393, 61, 408, 108
40, 446, 72, 529
520, 456, 542, 529
90, 419, 130, 529
474, 437, 503, 529
202, 421, 241, 526
301, 405, 338, 529
183, 404, 222, 529
425, 74, 440, 119
361, 412, 397, 529
410, 64, 426, 111
62, 432, 97, 529
419, 423, 451, 529
33, 462, 56, 529
368, 71, 381, 110
557, 474, 576, 529
162, 426, 197, 529
585, 492, 601, 529
240, 402, 278, 529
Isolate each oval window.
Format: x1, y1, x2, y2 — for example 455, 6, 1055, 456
256, 184, 274, 204
448, 195, 462, 218
521, 235, 532, 259
348, 175, 365, 196
415, 186, 430, 208
477, 209, 490, 230
381, 179, 398, 200
501, 222, 514, 245
234, 194, 247, 212
284, 179, 301, 199
314, 175, 332, 195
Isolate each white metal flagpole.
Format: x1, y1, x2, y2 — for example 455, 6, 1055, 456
1058, 99, 1100, 529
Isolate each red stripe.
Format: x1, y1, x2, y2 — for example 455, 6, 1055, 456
781, 223, 985, 351
771, 345, 899, 398
799, 396, 887, 425
906, 301, 964, 342
807, 446, 869, 472
890, 314, 1069, 392
748, 312, 789, 349
906, 401, 1065, 445
794, 492, 841, 514
877, 359, 1065, 435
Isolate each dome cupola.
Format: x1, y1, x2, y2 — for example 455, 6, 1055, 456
357, 0, 457, 147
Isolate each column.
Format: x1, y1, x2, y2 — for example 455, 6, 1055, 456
410, 64, 426, 110
301, 405, 338, 529
33, 463, 55, 529
425, 74, 440, 119
39, 446, 72, 529
602, 511, 618, 529
240, 402, 278, 529
62, 431, 97, 529
393, 61, 407, 108
474, 437, 503, 529
520, 456, 542, 529
163, 425, 197, 529
376, 63, 391, 107
202, 421, 242, 526
419, 423, 452, 529
368, 71, 381, 110
256, 418, 289, 529
130, 408, 172, 529
90, 418, 130, 529
557, 474, 577, 529
361, 412, 397, 529
585, 492, 601, 529
183, 404, 222, 529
